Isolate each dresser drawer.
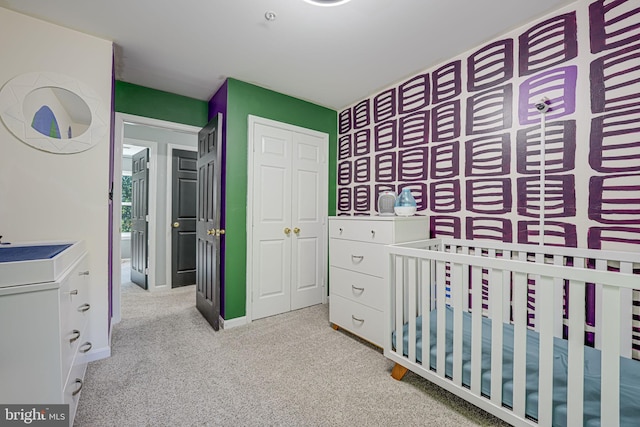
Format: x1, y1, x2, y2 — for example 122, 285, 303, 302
329, 219, 393, 244
330, 266, 385, 311
329, 239, 385, 277
330, 294, 383, 347
64, 358, 88, 424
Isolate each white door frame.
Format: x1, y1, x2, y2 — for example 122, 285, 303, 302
246, 115, 329, 324
112, 113, 200, 325
165, 143, 198, 289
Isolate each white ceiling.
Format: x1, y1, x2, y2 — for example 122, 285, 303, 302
0, 0, 576, 110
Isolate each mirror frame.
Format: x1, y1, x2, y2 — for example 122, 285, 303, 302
0, 72, 108, 154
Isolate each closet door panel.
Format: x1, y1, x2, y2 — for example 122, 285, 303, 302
251, 124, 293, 320
291, 131, 326, 311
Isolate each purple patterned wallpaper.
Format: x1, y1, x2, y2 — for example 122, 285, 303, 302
336, 0, 640, 254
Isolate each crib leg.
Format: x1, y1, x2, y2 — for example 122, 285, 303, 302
331, 323, 339, 330
391, 363, 408, 381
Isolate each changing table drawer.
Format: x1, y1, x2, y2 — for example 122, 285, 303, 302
329, 219, 394, 244
330, 294, 383, 347
330, 266, 384, 311
329, 239, 385, 277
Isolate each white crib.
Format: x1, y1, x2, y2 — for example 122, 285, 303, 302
385, 238, 640, 427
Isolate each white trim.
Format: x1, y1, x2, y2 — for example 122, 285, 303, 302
220, 315, 248, 330
246, 115, 329, 324
165, 143, 198, 290
111, 113, 200, 324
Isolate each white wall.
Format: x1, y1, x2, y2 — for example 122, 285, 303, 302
0, 7, 113, 358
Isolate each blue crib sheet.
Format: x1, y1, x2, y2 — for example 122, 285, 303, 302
392, 307, 640, 426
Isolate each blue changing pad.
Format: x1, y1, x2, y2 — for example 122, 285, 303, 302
0, 244, 72, 262
392, 306, 640, 426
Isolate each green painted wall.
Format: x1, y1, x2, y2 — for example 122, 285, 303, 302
115, 81, 208, 127
224, 78, 337, 319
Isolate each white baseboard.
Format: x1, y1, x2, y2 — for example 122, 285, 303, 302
221, 315, 247, 329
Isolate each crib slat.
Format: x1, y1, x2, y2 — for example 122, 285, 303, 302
533, 253, 544, 332
512, 266, 528, 418
462, 246, 470, 312
601, 285, 621, 426
471, 265, 482, 395
490, 265, 504, 407
594, 259, 605, 350
553, 255, 564, 338
436, 260, 447, 377
421, 259, 431, 370
620, 262, 633, 358
567, 279, 585, 427
502, 251, 512, 332
452, 261, 464, 387
408, 257, 417, 363
537, 275, 555, 427
395, 255, 404, 361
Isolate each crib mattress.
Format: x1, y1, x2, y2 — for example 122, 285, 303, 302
392, 307, 640, 426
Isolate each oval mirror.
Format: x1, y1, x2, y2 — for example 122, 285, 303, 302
0, 72, 107, 154
24, 87, 92, 139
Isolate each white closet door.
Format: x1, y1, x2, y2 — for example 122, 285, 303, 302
251, 123, 293, 320
290, 131, 325, 310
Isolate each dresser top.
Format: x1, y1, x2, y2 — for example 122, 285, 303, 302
329, 215, 427, 221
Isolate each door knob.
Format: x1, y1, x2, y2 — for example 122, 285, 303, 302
293, 227, 300, 234
217, 229, 226, 236
284, 227, 291, 235
173, 222, 180, 228
207, 229, 215, 235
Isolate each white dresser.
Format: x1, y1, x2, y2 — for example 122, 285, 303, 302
0, 242, 91, 425
328, 216, 429, 348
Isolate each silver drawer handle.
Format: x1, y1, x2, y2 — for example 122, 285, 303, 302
351, 285, 365, 292
78, 303, 91, 313
69, 289, 78, 296
79, 342, 92, 353
352, 315, 365, 323
351, 255, 364, 262
72, 378, 83, 396
69, 329, 81, 343
339, 227, 343, 234
78, 271, 90, 276
371, 230, 375, 237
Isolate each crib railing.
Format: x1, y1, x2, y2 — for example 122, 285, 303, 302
385, 238, 640, 426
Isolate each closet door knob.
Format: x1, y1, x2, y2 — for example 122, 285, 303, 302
293, 227, 300, 234
284, 228, 291, 235
173, 222, 180, 228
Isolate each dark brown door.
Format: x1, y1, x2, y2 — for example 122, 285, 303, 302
196, 113, 223, 330
130, 148, 149, 289
171, 149, 197, 288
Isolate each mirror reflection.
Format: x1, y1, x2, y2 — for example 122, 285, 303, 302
23, 87, 91, 139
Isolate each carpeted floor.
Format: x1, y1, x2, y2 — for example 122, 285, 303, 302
74, 279, 510, 427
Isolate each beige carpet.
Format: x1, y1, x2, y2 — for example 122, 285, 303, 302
74, 281, 509, 426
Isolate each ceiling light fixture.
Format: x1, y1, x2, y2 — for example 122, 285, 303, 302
303, 0, 352, 6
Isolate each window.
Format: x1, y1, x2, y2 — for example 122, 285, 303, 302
121, 174, 132, 233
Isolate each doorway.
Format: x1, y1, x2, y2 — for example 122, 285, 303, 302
112, 113, 200, 324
